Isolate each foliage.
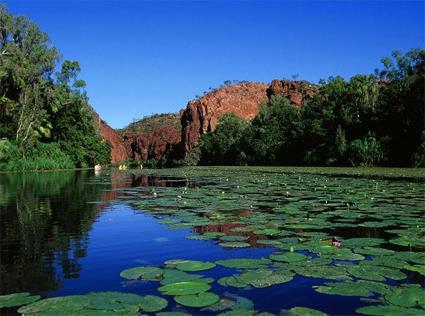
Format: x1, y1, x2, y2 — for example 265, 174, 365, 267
197, 49, 424, 167
0, 5, 110, 170
200, 113, 249, 165
0, 140, 74, 171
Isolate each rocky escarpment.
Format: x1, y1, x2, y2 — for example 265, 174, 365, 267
267, 80, 317, 106
180, 80, 317, 154
120, 114, 181, 161
97, 117, 128, 163
98, 80, 317, 163
181, 82, 269, 153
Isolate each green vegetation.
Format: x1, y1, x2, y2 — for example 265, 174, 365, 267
0, 6, 110, 170
199, 49, 424, 167
119, 113, 181, 135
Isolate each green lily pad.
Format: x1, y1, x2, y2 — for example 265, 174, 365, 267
284, 306, 328, 315
156, 312, 191, 316
0, 292, 41, 308
175, 260, 216, 272
356, 305, 424, 316
219, 242, 251, 248
218, 309, 255, 316
255, 229, 281, 236
174, 292, 220, 307
314, 281, 373, 297
384, 285, 425, 308
269, 252, 307, 263
17, 295, 91, 314
120, 266, 163, 281
215, 258, 271, 269
139, 295, 168, 312
158, 281, 211, 295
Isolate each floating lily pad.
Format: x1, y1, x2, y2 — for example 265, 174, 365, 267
18, 295, 90, 314
284, 306, 328, 315
269, 252, 307, 263
215, 258, 271, 269
0, 292, 40, 308
120, 267, 163, 281
158, 282, 211, 295
384, 285, 425, 308
139, 295, 168, 312
175, 260, 216, 272
356, 304, 424, 316
174, 292, 220, 307
219, 242, 251, 248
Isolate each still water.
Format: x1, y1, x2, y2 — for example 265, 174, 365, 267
1, 168, 424, 315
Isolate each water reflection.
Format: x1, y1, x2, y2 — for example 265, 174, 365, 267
0, 171, 102, 294
0, 170, 199, 296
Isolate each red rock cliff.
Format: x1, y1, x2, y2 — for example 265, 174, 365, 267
267, 80, 317, 106
180, 82, 269, 153
121, 114, 181, 161
97, 118, 128, 163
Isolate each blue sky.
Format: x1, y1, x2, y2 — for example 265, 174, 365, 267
3, 1, 424, 128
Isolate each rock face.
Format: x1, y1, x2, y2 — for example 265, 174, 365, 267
97, 80, 317, 163
121, 114, 181, 161
181, 82, 269, 153
97, 118, 128, 163
267, 80, 317, 106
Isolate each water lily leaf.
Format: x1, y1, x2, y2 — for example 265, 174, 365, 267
356, 304, 424, 316
160, 269, 213, 285
17, 295, 90, 314
220, 242, 251, 248
0, 292, 40, 308
269, 252, 307, 263
354, 247, 395, 256
174, 292, 220, 307
139, 295, 168, 312
218, 309, 256, 316
120, 267, 163, 281
255, 229, 281, 236
156, 312, 191, 316
314, 281, 373, 297
384, 286, 425, 308
220, 235, 249, 242
215, 258, 271, 269
158, 282, 211, 295
283, 306, 328, 315
403, 264, 425, 276
175, 260, 216, 272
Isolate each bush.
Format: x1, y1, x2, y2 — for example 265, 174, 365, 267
0, 141, 75, 171
349, 133, 384, 167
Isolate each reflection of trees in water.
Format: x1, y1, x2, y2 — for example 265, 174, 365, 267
0, 171, 104, 295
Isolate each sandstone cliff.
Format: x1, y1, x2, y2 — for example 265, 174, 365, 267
97, 118, 128, 163
180, 80, 317, 153
267, 80, 317, 106
120, 114, 181, 161
180, 82, 269, 152
98, 80, 317, 163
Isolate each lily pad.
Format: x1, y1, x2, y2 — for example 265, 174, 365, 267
356, 305, 424, 316
174, 292, 220, 307
0, 292, 41, 308
158, 281, 211, 295
120, 266, 163, 281
139, 295, 168, 312
269, 252, 307, 263
284, 306, 328, 315
215, 258, 271, 269
175, 260, 216, 272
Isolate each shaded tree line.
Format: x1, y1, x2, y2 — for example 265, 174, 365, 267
198, 49, 424, 167
0, 6, 110, 170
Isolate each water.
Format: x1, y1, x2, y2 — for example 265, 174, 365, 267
1, 168, 424, 315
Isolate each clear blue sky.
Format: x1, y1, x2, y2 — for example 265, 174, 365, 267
3, 1, 424, 128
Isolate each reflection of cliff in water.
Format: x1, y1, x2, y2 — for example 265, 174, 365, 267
0, 171, 108, 295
